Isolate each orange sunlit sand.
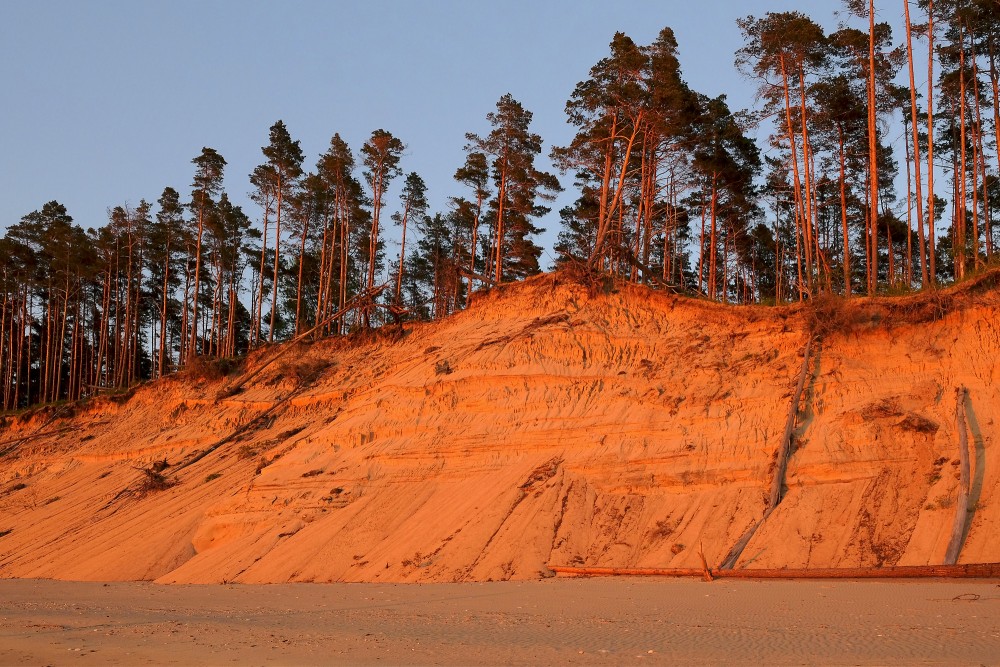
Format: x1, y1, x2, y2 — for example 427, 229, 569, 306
1, 273, 997, 585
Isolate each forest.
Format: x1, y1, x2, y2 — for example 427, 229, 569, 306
1, 0, 998, 410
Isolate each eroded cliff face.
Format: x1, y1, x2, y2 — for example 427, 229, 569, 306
0, 274, 997, 583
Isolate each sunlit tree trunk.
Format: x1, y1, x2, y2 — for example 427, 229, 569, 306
253, 203, 270, 347
158, 235, 170, 378
990, 36, 1000, 259
970, 37, 991, 262
270, 175, 283, 342
905, 0, 928, 285
779, 55, 806, 300
958, 23, 969, 278
866, 0, 879, 295
798, 60, 817, 290
190, 197, 207, 358
904, 114, 915, 286
838, 126, 851, 296
708, 174, 719, 299
295, 210, 310, 336
927, 0, 938, 284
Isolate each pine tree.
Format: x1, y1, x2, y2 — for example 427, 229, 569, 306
737, 11, 828, 298
149, 187, 184, 376
361, 129, 405, 299
314, 133, 368, 334
188, 147, 226, 359
551, 34, 649, 269
468, 94, 560, 282
259, 121, 304, 342
249, 163, 277, 347
453, 151, 491, 301
689, 94, 761, 301
392, 172, 429, 302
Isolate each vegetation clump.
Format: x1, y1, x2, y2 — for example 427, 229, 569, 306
137, 460, 176, 493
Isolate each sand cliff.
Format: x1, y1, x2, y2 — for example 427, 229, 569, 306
0, 273, 997, 583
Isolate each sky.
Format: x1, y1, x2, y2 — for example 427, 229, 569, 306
1, 0, 896, 267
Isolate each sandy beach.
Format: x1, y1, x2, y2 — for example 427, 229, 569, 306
1, 577, 998, 665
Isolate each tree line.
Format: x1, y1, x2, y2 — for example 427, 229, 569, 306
554, 0, 999, 303
2, 0, 999, 410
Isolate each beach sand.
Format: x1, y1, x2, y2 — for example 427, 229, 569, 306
1, 577, 997, 665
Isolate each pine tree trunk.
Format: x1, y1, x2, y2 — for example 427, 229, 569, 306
227, 272, 238, 357
592, 112, 644, 269
904, 118, 914, 286
68, 295, 80, 400
927, 0, 937, 284
395, 204, 410, 302
990, 36, 1000, 259
593, 113, 618, 269
798, 61, 816, 289
211, 253, 224, 356
179, 252, 191, 367
905, 0, 928, 286
779, 55, 806, 301
253, 205, 269, 348
466, 192, 482, 307
866, 0, 880, 296
315, 213, 331, 330
295, 211, 310, 335
190, 197, 206, 359
709, 175, 719, 300
493, 163, 508, 283
838, 127, 851, 296
698, 186, 707, 294
338, 196, 350, 335
969, 41, 990, 263
56, 276, 70, 400
96, 266, 110, 387
1, 289, 8, 410
958, 24, 970, 278
159, 237, 170, 378
270, 176, 283, 342
24, 294, 33, 406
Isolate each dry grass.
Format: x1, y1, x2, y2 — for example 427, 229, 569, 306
804, 268, 1000, 338
274, 356, 332, 385
552, 260, 616, 297
131, 458, 176, 494
138, 467, 176, 493
236, 445, 258, 460
184, 356, 242, 382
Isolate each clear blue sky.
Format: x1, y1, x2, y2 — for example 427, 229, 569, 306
2, 0, 888, 266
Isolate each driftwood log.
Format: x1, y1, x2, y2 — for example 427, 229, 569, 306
944, 386, 971, 565
550, 563, 1000, 580
719, 337, 814, 569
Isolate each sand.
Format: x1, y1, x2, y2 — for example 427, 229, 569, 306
0, 276, 998, 663
1, 577, 998, 665
2, 275, 999, 584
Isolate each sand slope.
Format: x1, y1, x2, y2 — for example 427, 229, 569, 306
0, 273, 997, 583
